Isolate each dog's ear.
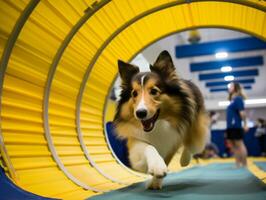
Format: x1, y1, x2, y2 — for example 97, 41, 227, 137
118, 60, 139, 85
150, 51, 177, 80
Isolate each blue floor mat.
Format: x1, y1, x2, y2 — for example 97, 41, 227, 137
88, 163, 266, 200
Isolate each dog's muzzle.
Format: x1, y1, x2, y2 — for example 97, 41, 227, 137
140, 109, 160, 132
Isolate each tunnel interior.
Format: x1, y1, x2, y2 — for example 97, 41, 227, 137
0, 0, 265, 199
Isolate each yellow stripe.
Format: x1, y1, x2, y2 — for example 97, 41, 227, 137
247, 159, 266, 183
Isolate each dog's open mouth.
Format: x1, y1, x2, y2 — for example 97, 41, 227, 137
141, 110, 160, 132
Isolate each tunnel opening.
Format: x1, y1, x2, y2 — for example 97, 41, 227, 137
0, 1, 265, 199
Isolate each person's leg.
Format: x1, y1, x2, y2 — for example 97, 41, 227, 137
235, 140, 247, 167
229, 140, 241, 167
240, 140, 248, 166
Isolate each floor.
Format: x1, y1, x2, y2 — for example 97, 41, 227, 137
88, 162, 266, 200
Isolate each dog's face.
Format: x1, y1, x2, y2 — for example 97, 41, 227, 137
117, 51, 179, 132
130, 72, 162, 132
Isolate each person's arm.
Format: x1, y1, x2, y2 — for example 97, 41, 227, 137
240, 110, 249, 132
235, 96, 249, 132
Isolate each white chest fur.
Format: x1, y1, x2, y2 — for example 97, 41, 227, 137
136, 120, 181, 159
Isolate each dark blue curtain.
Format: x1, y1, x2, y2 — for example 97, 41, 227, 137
211, 127, 263, 157
106, 122, 264, 165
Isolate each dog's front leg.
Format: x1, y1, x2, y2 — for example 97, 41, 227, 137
145, 145, 167, 189
145, 145, 167, 178
129, 142, 167, 189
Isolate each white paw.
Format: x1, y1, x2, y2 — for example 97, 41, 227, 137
147, 157, 167, 178
146, 177, 163, 190
180, 149, 191, 167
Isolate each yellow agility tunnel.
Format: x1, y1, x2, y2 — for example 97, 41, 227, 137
0, 0, 265, 199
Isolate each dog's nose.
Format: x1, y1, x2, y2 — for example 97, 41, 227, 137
136, 109, 147, 119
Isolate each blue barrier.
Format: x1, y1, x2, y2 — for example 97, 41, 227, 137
105, 122, 264, 165
105, 122, 130, 167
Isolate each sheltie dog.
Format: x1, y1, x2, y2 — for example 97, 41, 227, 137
114, 51, 209, 189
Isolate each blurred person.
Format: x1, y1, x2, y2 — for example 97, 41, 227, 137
224, 139, 233, 157
226, 82, 249, 168
210, 111, 219, 126
193, 142, 219, 160
203, 111, 218, 144
193, 112, 220, 160
255, 118, 266, 156
203, 143, 219, 159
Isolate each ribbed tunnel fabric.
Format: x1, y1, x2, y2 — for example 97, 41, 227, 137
0, 0, 265, 199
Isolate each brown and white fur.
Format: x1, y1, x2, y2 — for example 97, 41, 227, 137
114, 51, 209, 189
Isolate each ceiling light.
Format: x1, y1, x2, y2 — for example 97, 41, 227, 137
224, 75, 234, 81
215, 51, 228, 59
245, 99, 266, 105
218, 101, 230, 107
219, 99, 266, 107
221, 66, 232, 72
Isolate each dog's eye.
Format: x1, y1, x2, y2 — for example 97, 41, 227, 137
131, 90, 138, 98
150, 88, 159, 96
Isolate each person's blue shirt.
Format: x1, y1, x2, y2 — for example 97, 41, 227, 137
226, 96, 245, 129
